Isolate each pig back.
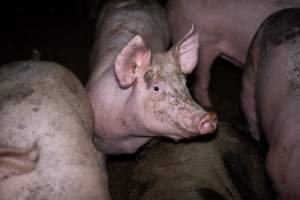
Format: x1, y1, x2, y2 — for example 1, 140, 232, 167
89, 0, 170, 73
243, 9, 300, 199
108, 123, 274, 200
0, 61, 93, 146
0, 61, 110, 200
247, 8, 300, 141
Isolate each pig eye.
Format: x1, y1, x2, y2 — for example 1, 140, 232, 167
153, 86, 160, 91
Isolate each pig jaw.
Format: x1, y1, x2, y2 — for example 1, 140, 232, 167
93, 134, 151, 155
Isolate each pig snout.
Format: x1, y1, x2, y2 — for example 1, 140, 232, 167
197, 112, 217, 134
176, 109, 218, 137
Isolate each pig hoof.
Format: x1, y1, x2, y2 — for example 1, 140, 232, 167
198, 112, 217, 134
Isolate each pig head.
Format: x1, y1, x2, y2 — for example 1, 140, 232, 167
88, 24, 217, 154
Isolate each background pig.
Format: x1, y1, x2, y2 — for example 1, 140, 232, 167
87, 0, 217, 155
241, 8, 300, 199
166, 0, 300, 108
0, 61, 111, 200
108, 123, 275, 200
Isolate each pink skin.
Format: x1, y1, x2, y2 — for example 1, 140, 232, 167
241, 9, 300, 200
87, 0, 217, 155
166, 0, 300, 108
0, 61, 111, 200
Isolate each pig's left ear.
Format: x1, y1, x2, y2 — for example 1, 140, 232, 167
171, 25, 199, 74
115, 35, 151, 88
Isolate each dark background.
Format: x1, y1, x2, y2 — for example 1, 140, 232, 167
0, 0, 100, 83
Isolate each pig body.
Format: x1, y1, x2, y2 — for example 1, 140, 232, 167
0, 61, 111, 200
241, 9, 300, 199
166, 0, 300, 107
87, 0, 217, 155
108, 123, 274, 200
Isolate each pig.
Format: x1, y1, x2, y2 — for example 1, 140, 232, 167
108, 123, 275, 200
0, 61, 111, 200
166, 0, 300, 108
86, 0, 217, 155
241, 8, 300, 199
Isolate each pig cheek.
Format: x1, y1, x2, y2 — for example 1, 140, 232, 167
168, 97, 191, 129
144, 90, 169, 123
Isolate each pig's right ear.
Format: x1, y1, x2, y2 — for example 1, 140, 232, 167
115, 35, 151, 88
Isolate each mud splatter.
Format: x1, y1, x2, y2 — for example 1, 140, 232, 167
32, 107, 40, 112
17, 124, 25, 130
0, 86, 34, 105
273, 29, 300, 46
288, 49, 300, 96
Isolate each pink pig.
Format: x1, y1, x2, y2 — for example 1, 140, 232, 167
166, 0, 300, 108
241, 9, 300, 199
86, 0, 217, 154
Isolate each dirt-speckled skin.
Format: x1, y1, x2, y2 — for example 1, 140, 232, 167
166, 0, 300, 107
0, 61, 111, 200
241, 9, 300, 200
87, 0, 217, 155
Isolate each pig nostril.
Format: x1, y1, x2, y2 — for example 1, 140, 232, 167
197, 112, 218, 134
202, 122, 210, 128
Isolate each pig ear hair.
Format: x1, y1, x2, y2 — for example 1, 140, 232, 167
172, 24, 199, 74
115, 35, 151, 88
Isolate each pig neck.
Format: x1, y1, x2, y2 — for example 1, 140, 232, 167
97, 77, 153, 154
89, 46, 124, 80
88, 55, 153, 151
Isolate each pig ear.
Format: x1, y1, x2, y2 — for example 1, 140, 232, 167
115, 35, 151, 88
171, 25, 199, 74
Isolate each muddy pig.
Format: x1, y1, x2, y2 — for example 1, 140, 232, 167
166, 0, 300, 108
87, 0, 217, 155
241, 8, 300, 199
0, 61, 111, 200
108, 123, 274, 200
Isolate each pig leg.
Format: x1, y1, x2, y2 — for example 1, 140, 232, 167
192, 45, 221, 108
0, 144, 39, 181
